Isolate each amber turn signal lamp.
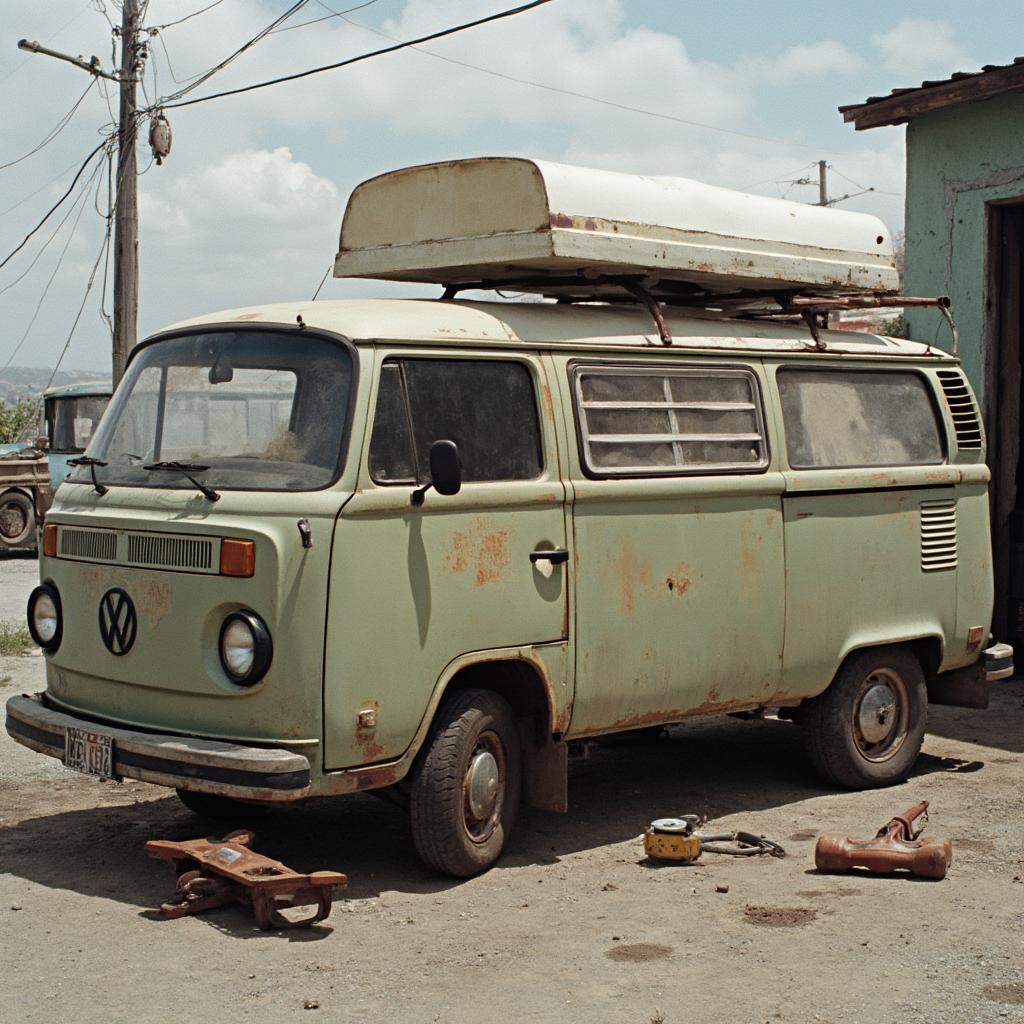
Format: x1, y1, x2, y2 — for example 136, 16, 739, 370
42, 524, 58, 558
220, 539, 255, 578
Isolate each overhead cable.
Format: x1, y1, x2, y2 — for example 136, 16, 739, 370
318, 5, 820, 151
0, 141, 108, 274
158, 0, 556, 110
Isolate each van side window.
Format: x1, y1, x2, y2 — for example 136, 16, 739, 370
369, 359, 543, 484
778, 369, 944, 469
573, 365, 768, 475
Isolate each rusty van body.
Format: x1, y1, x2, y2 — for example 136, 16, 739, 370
6, 159, 1011, 876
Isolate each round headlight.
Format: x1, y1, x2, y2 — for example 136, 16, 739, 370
27, 584, 62, 653
218, 610, 272, 686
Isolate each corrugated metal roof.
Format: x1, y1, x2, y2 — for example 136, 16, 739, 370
840, 57, 1024, 128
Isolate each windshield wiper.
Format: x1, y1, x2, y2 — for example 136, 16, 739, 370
66, 456, 107, 496
143, 461, 220, 502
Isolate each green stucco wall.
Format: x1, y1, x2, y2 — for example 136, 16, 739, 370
902, 91, 1024, 407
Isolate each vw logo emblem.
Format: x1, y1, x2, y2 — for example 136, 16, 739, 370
98, 588, 137, 656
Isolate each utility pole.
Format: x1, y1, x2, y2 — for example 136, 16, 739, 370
17, 3, 143, 387
817, 160, 828, 206
112, 0, 141, 386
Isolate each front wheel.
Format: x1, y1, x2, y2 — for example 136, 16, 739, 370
409, 689, 522, 877
802, 646, 927, 788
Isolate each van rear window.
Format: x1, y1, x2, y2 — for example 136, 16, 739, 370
778, 369, 944, 469
572, 365, 768, 476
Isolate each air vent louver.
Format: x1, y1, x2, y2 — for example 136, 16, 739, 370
936, 370, 983, 450
58, 527, 117, 562
920, 499, 958, 572
125, 533, 215, 572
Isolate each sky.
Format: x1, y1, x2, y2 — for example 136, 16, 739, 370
0, 0, 1021, 375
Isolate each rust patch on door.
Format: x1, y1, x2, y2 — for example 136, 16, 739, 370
616, 542, 652, 613
442, 518, 510, 586
665, 563, 694, 597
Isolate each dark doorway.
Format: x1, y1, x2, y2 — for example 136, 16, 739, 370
986, 202, 1024, 650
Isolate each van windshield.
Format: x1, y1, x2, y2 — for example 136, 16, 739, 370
73, 329, 353, 492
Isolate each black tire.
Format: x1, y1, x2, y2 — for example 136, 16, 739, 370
175, 788, 267, 822
802, 646, 927, 789
409, 689, 522, 877
0, 490, 35, 548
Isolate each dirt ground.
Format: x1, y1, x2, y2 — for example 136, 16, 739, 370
2, 563, 1023, 1023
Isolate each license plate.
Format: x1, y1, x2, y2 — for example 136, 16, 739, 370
64, 727, 115, 779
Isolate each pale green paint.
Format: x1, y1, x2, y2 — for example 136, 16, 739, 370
902, 91, 1024, 404
33, 310, 993, 799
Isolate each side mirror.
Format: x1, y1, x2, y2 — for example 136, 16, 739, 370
411, 440, 462, 506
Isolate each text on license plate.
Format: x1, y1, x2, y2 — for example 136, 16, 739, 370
64, 727, 115, 779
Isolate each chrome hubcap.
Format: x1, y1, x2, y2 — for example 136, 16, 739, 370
853, 668, 909, 762
858, 682, 898, 744
466, 750, 500, 821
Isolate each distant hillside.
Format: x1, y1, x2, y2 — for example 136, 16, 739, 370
0, 367, 109, 405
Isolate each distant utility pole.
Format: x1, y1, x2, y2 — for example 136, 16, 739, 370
17, 1, 143, 386
817, 160, 829, 206
112, 0, 141, 386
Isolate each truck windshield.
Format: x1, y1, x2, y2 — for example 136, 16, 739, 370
72, 329, 353, 492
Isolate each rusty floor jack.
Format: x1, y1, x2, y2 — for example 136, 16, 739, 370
815, 800, 953, 880
146, 830, 348, 929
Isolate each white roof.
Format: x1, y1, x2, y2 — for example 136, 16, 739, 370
167, 298, 947, 360
335, 158, 899, 297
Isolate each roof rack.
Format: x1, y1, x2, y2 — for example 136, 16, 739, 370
439, 275, 956, 353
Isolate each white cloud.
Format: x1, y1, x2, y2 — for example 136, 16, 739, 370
744, 40, 864, 85
872, 18, 975, 79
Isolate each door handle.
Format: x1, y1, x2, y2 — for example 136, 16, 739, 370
530, 548, 569, 565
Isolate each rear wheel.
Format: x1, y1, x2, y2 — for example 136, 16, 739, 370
802, 646, 927, 788
410, 689, 521, 877
0, 490, 34, 549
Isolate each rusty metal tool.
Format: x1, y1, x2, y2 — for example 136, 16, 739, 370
814, 800, 952, 880
145, 829, 347, 929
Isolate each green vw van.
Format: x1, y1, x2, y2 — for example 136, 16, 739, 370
6, 159, 1011, 876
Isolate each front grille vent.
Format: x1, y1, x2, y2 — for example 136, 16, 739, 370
55, 526, 220, 574
125, 533, 216, 572
920, 499, 958, 572
59, 528, 117, 562
936, 370, 983, 450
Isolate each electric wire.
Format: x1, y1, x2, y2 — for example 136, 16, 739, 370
150, 0, 227, 32
1, 164, 104, 371
45, 199, 114, 388
0, 0, 95, 85
0, 154, 106, 300
158, 1, 313, 104
273, 0, 381, 33
312, 4, 821, 151
157, 0, 556, 110
0, 141, 108, 274
0, 80, 97, 172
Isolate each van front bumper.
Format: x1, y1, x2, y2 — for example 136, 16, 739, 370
4, 693, 311, 802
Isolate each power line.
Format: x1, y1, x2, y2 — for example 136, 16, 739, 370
273, 0, 381, 34
158, 0, 556, 110
0, 153, 106, 300
0, 0, 94, 85
45, 205, 114, 388
158, 1, 312, 104
314, 4, 821, 152
0, 141, 108, 274
0, 79, 97, 172
1, 178, 97, 372
150, 0, 227, 32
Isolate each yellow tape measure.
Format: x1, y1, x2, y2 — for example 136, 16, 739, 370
644, 817, 702, 862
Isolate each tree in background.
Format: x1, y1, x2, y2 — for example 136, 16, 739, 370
0, 397, 40, 444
